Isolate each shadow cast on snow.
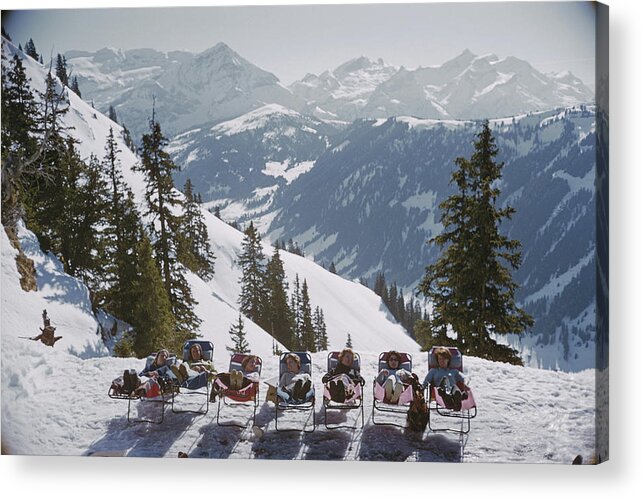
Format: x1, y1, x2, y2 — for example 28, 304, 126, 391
357, 425, 464, 462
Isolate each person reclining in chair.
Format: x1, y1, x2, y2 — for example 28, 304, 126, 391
322, 348, 365, 403
170, 343, 213, 390
216, 355, 260, 391
131, 349, 178, 397
112, 349, 176, 397
376, 350, 411, 404
422, 347, 469, 411
278, 353, 313, 404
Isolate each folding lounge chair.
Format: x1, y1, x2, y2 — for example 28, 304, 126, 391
323, 351, 365, 430
215, 353, 262, 427
108, 352, 179, 424
425, 346, 477, 435
171, 340, 214, 415
372, 352, 414, 427
274, 352, 316, 433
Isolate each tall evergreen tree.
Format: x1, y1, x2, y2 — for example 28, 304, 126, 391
107, 191, 146, 325
227, 314, 250, 354
55, 54, 69, 87
238, 221, 269, 328
345, 333, 353, 348
135, 113, 200, 341
419, 121, 533, 363
101, 129, 138, 316
290, 274, 303, 349
313, 306, 328, 351
24, 38, 38, 60
108, 105, 118, 124
121, 124, 135, 152
66, 152, 110, 296
299, 279, 316, 352
129, 233, 176, 356
70, 76, 81, 98
1, 54, 39, 225
265, 247, 295, 348
373, 271, 386, 297
23, 72, 71, 252
177, 179, 215, 279
31, 140, 109, 298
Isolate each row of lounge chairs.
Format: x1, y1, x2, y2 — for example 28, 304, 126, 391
108, 341, 477, 434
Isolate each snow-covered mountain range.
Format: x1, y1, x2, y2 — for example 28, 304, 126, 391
65, 44, 593, 141
65, 43, 304, 140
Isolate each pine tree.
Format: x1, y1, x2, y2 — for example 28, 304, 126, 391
328, 261, 337, 274
130, 233, 176, 356
418, 121, 533, 364
108, 105, 118, 124
265, 247, 295, 348
387, 282, 398, 319
135, 112, 201, 341
313, 306, 328, 351
238, 221, 269, 328
1, 54, 39, 225
177, 179, 215, 279
346, 333, 353, 348
70, 77, 81, 98
31, 140, 109, 298
299, 279, 316, 352
101, 129, 137, 316
227, 314, 250, 354
107, 191, 145, 324
290, 274, 303, 349
22, 72, 71, 252
67, 152, 110, 298
55, 54, 69, 87
24, 38, 38, 60
373, 271, 386, 297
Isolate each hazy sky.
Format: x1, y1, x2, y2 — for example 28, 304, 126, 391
2, 1, 597, 86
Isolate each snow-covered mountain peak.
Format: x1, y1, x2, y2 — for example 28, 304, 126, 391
333, 56, 391, 78
441, 48, 478, 70
194, 41, 259, 70
209, 103, 305, 136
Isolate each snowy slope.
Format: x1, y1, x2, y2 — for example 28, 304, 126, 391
0, 330, 597, 461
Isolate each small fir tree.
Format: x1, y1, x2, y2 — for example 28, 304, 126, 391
227, 314, 250, 354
